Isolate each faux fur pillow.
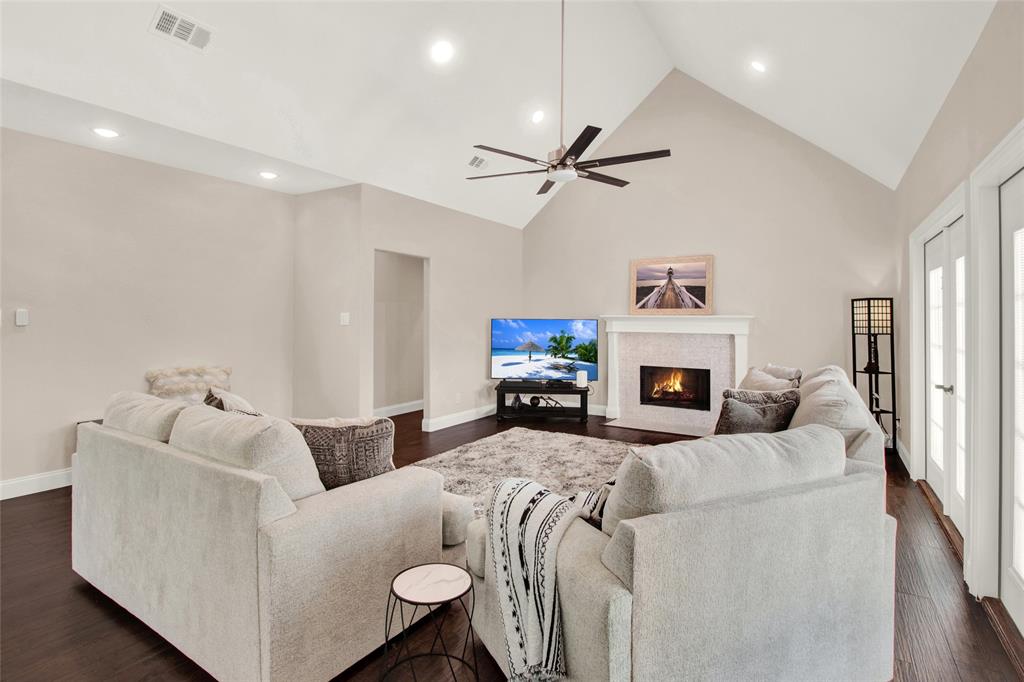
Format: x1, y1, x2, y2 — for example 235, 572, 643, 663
146, 366, 231, 404
291, 417, 396, 490
738, 367, 799, 391
714, 398, 798, 434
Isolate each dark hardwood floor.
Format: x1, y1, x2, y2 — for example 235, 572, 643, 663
1, 411, 1018, 681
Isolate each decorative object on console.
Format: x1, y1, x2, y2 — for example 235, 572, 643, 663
203, 387, 259, 414
739, 366, 799, 391
630, 255, 713, 314
290, 417, 396, 490
466, 0, 670, 196
145, 365, 231, 403
851, 297, 897, 446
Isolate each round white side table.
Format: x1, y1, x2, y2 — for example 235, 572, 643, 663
380, 562, 478, 681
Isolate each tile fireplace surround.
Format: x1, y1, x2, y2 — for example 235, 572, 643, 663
602, 315, 753, 436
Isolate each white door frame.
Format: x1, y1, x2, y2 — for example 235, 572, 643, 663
907, 183, 965, 482
967, 119, 1024, 599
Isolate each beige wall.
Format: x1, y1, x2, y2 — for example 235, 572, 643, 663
292, 184, 523, 423
373, 250, 424, 409
1, 129, 296, 480
892, 0, 1024, 453
292, 185, 363, 418
522, 69, 897, 407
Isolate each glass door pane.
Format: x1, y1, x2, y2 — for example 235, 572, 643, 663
925, 232, 947, 499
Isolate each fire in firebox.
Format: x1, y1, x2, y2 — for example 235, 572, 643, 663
640, 365, 711, 411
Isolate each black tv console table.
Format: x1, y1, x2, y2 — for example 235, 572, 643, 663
495, 380, 589, 423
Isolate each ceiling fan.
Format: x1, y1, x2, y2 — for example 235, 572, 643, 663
467, 0, 670, 195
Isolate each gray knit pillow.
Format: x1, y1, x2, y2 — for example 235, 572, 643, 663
723, 388, 801, 408
291, 417, 395, 490
714, 398, 798, 435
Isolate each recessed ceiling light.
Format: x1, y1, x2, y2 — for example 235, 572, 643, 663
259, 171, 278, 180
430, 40, 454, 64
92, 127, 120, 138
531, 110, 545, 124
751, 61, 767, 73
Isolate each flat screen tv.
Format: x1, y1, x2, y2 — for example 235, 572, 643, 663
490, 318, 598, 381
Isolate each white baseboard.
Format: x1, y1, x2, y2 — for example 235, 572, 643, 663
1, 467, 72, 500
373, 399, 424, 418
590, 403, 607, 417
422, 404, 496, 432
896, 438, 913, 476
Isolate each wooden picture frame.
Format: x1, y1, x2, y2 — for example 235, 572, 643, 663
629, 255, 714, 315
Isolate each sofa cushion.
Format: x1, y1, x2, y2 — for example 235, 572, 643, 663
203, 387, 259, 414
291, 417, 395, 490
442, 492, 475, 546
789, 367, 876, 449
103, 391, 188, 442
601, 424, 846, 535
738, 367, 798, 391
714, 398, 798, 435
170, 405, 325, 501
466, 517, 487, 579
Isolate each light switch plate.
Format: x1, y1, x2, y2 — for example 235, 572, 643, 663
14, 308, 29, 327
339, 312, 350, 326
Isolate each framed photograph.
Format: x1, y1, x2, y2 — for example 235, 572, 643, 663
630, 255, 714, 315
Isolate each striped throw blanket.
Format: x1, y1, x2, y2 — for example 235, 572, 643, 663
487, 478, 609, 681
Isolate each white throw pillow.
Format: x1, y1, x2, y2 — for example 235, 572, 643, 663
789, 373, 875, 449
601, 424, 846, 535
103, 391, 188, 442
738, 367, 799, 391
204, 387, 259, 414
762, 363, 803, 384
169, 405, 325, 501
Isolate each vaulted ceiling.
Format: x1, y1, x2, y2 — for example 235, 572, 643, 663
0, 1, 995, 228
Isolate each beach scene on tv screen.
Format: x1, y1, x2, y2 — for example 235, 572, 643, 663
491, 319, 598, 381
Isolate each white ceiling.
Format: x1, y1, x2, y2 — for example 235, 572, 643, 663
0, 1, 996, 227
1, 80, 354, 195
638, 0, 996, 189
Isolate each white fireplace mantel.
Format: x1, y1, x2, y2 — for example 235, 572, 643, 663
601, 315, 754, 423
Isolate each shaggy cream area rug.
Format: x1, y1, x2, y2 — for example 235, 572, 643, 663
415, 427, 637, 514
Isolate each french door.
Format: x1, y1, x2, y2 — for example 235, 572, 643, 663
1000, 166, 1024, 625
924, 216, 968, 532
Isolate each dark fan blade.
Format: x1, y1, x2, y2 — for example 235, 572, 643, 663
559, 125, 602, 164
578, 170, 629, 188
467, 169, 548, 180
576, 149, 670, 169
474, 145, 547, 166
537, 180, 555, 195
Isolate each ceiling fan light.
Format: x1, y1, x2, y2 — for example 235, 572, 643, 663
547, 167, 578, 183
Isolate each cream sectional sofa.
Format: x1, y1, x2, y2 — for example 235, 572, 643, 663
464, 365, 895, 681
72, 393, 443, 682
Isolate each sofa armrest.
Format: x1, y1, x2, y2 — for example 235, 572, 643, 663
257, 466, 443, 682
557, 519, 633, 682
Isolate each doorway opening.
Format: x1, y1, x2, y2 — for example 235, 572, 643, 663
373, 250, 427, 420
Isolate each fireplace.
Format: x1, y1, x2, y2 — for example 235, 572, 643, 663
639, 366, 711, 411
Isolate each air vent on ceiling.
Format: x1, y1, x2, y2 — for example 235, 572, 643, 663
468, 155, 489, 170
149, 5, 213, 51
